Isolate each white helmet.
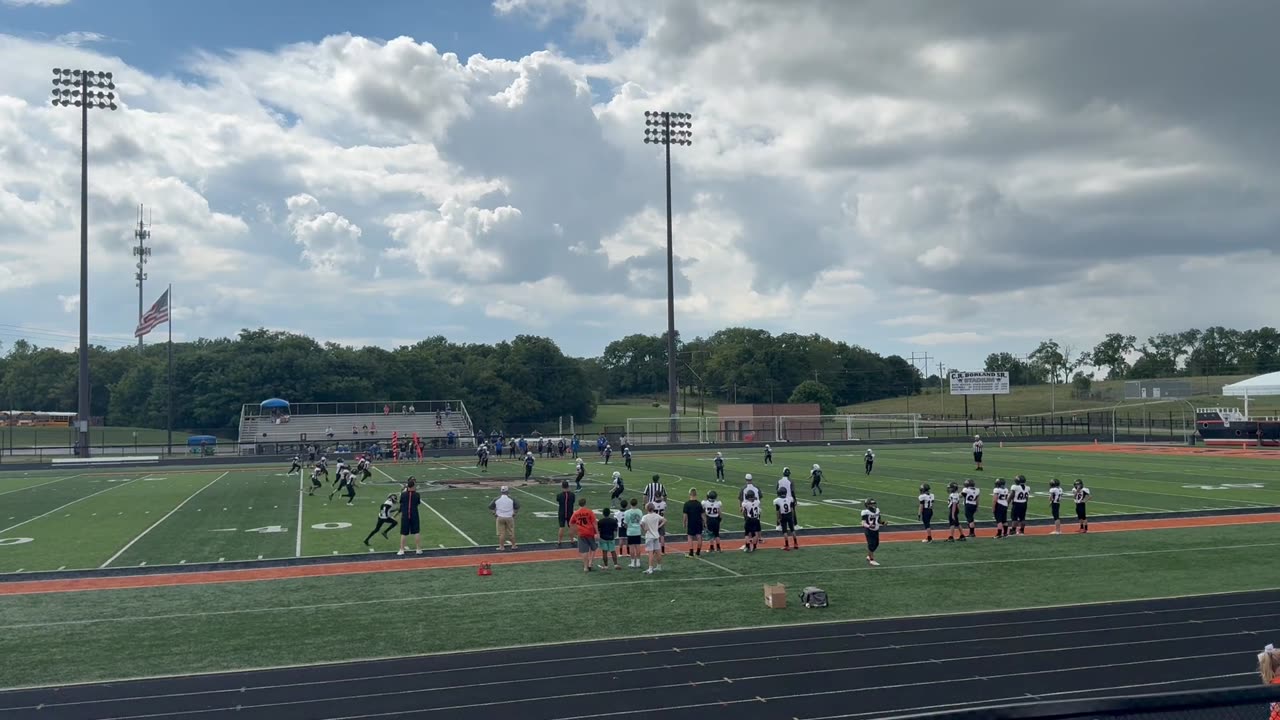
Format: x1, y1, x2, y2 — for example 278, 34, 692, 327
716, 451, 723, 457
744, 473, 753, 481
812, 464, 820, 471
612, 471, 621, 479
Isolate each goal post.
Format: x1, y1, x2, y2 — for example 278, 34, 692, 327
624, 417, 707, 445
779, 413, 922, 442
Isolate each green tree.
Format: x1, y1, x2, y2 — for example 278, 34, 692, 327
1088, 333, 1137, 380
788, 379, 837, 415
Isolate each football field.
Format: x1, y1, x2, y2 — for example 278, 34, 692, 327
1, 443, 1279, 573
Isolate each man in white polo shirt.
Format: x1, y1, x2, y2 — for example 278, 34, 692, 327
489, 486, 520, 550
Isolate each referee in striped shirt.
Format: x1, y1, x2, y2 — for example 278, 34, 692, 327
644, 475, 666, 505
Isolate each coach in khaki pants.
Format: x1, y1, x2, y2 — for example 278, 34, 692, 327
490, 486, 520, 550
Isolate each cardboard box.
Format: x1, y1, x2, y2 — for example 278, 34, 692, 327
764, 583, 787, 609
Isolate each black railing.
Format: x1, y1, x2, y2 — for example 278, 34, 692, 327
882, 685, 1280, 719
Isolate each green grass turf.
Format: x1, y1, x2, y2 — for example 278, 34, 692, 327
1, 522, 1278, 688
0, 425, 195, 449
1, 445, 1278, 572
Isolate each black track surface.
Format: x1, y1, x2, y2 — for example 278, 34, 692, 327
1, 589, 1275, 720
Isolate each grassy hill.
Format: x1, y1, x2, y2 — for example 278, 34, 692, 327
841, 374, 1280, 418
590, 396, 720, 429
0, 426, 196, 450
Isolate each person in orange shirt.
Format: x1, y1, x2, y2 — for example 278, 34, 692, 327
1259, 643, 1280, 719
569, 498, 599, 573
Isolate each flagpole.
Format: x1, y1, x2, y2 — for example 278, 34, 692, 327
166, 283, 173, 457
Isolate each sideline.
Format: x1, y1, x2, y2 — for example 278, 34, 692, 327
2, 512, 1277, 597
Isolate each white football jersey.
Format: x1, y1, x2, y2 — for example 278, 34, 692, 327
1074, 487, 1090, 503
992, 487, 1010, 506
963, 487, 980, 505
918, 493, 935, 510
1049, 487, 1064, 504
777, 477, 793, 497
774, 496, 795, 515
861, 508, 881, 531
742, 500, 761, 519
1011, 485, 1030, 503
702, 499, 722, 518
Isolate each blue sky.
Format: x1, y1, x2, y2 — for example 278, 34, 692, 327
1, 1, 1277, 372
1, 0, 571, 73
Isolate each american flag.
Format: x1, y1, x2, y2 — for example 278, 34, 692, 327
134, 288, 170, 338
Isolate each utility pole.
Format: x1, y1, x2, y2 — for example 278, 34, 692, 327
133, 205, 151, 351
937, 362, 946, 416
909, 351, 933, 390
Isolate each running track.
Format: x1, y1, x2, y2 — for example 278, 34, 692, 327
0, 588, 1274, 720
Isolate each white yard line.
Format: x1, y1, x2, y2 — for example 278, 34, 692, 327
295, 469, 305, 558
100, 472, 228, 569
374, 465, 477, 546
0, 474, 83, 497
0, 478, 137, 535
695, 555, 742, 577
512, 486, 558, 507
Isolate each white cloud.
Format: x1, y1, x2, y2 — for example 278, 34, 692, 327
2, 0, 71, 6
904, 332, 986, 346
54, 31, 106, 47
57, 294, 78, 313
285, 194, 364, 274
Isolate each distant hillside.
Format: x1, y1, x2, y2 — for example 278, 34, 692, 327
840, 374, 1280, 418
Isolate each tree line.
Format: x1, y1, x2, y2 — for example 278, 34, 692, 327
982, 326, 1280, 387
0, 331, 596, 435
2, 324, 1274, 436
596, 328, 922, 414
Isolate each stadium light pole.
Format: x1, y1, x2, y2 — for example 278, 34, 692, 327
52, 67, 118, 457
643, 110, 693, 443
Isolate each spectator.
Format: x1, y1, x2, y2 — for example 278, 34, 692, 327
384, 404, 390, 416
624, 498, 644, 568
447, 430, 457, 447
435, 412, 443, 428
598, 507, 621, 570
490, 486, 519, 551
640, 502, 665, 575
409, 404, 416, 415
370, 421, 377, 435
398, 477, 423, 556
1258, 644, 1280, 718
326, 426, 334, 439
569, 498, 599, 572
683, 488, 705, 557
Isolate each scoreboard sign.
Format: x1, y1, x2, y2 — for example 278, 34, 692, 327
949, 371, 1010, 395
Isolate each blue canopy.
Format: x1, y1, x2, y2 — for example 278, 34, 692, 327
187, 435, 217, 446
260, 398, 290, 409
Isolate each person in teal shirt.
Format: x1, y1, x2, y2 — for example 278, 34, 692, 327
623, 498, 644, 568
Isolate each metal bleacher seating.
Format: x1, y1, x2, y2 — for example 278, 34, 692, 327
237, 401, 475, 454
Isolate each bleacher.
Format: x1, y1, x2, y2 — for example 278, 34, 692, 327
237, 400, 476, 453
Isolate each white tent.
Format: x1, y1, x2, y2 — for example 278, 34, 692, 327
1222, 371, 1280, 417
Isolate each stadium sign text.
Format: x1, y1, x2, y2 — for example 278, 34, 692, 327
949, 371, 1011, 395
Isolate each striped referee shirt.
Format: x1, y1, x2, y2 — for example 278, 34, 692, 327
644, 481, 666, 503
